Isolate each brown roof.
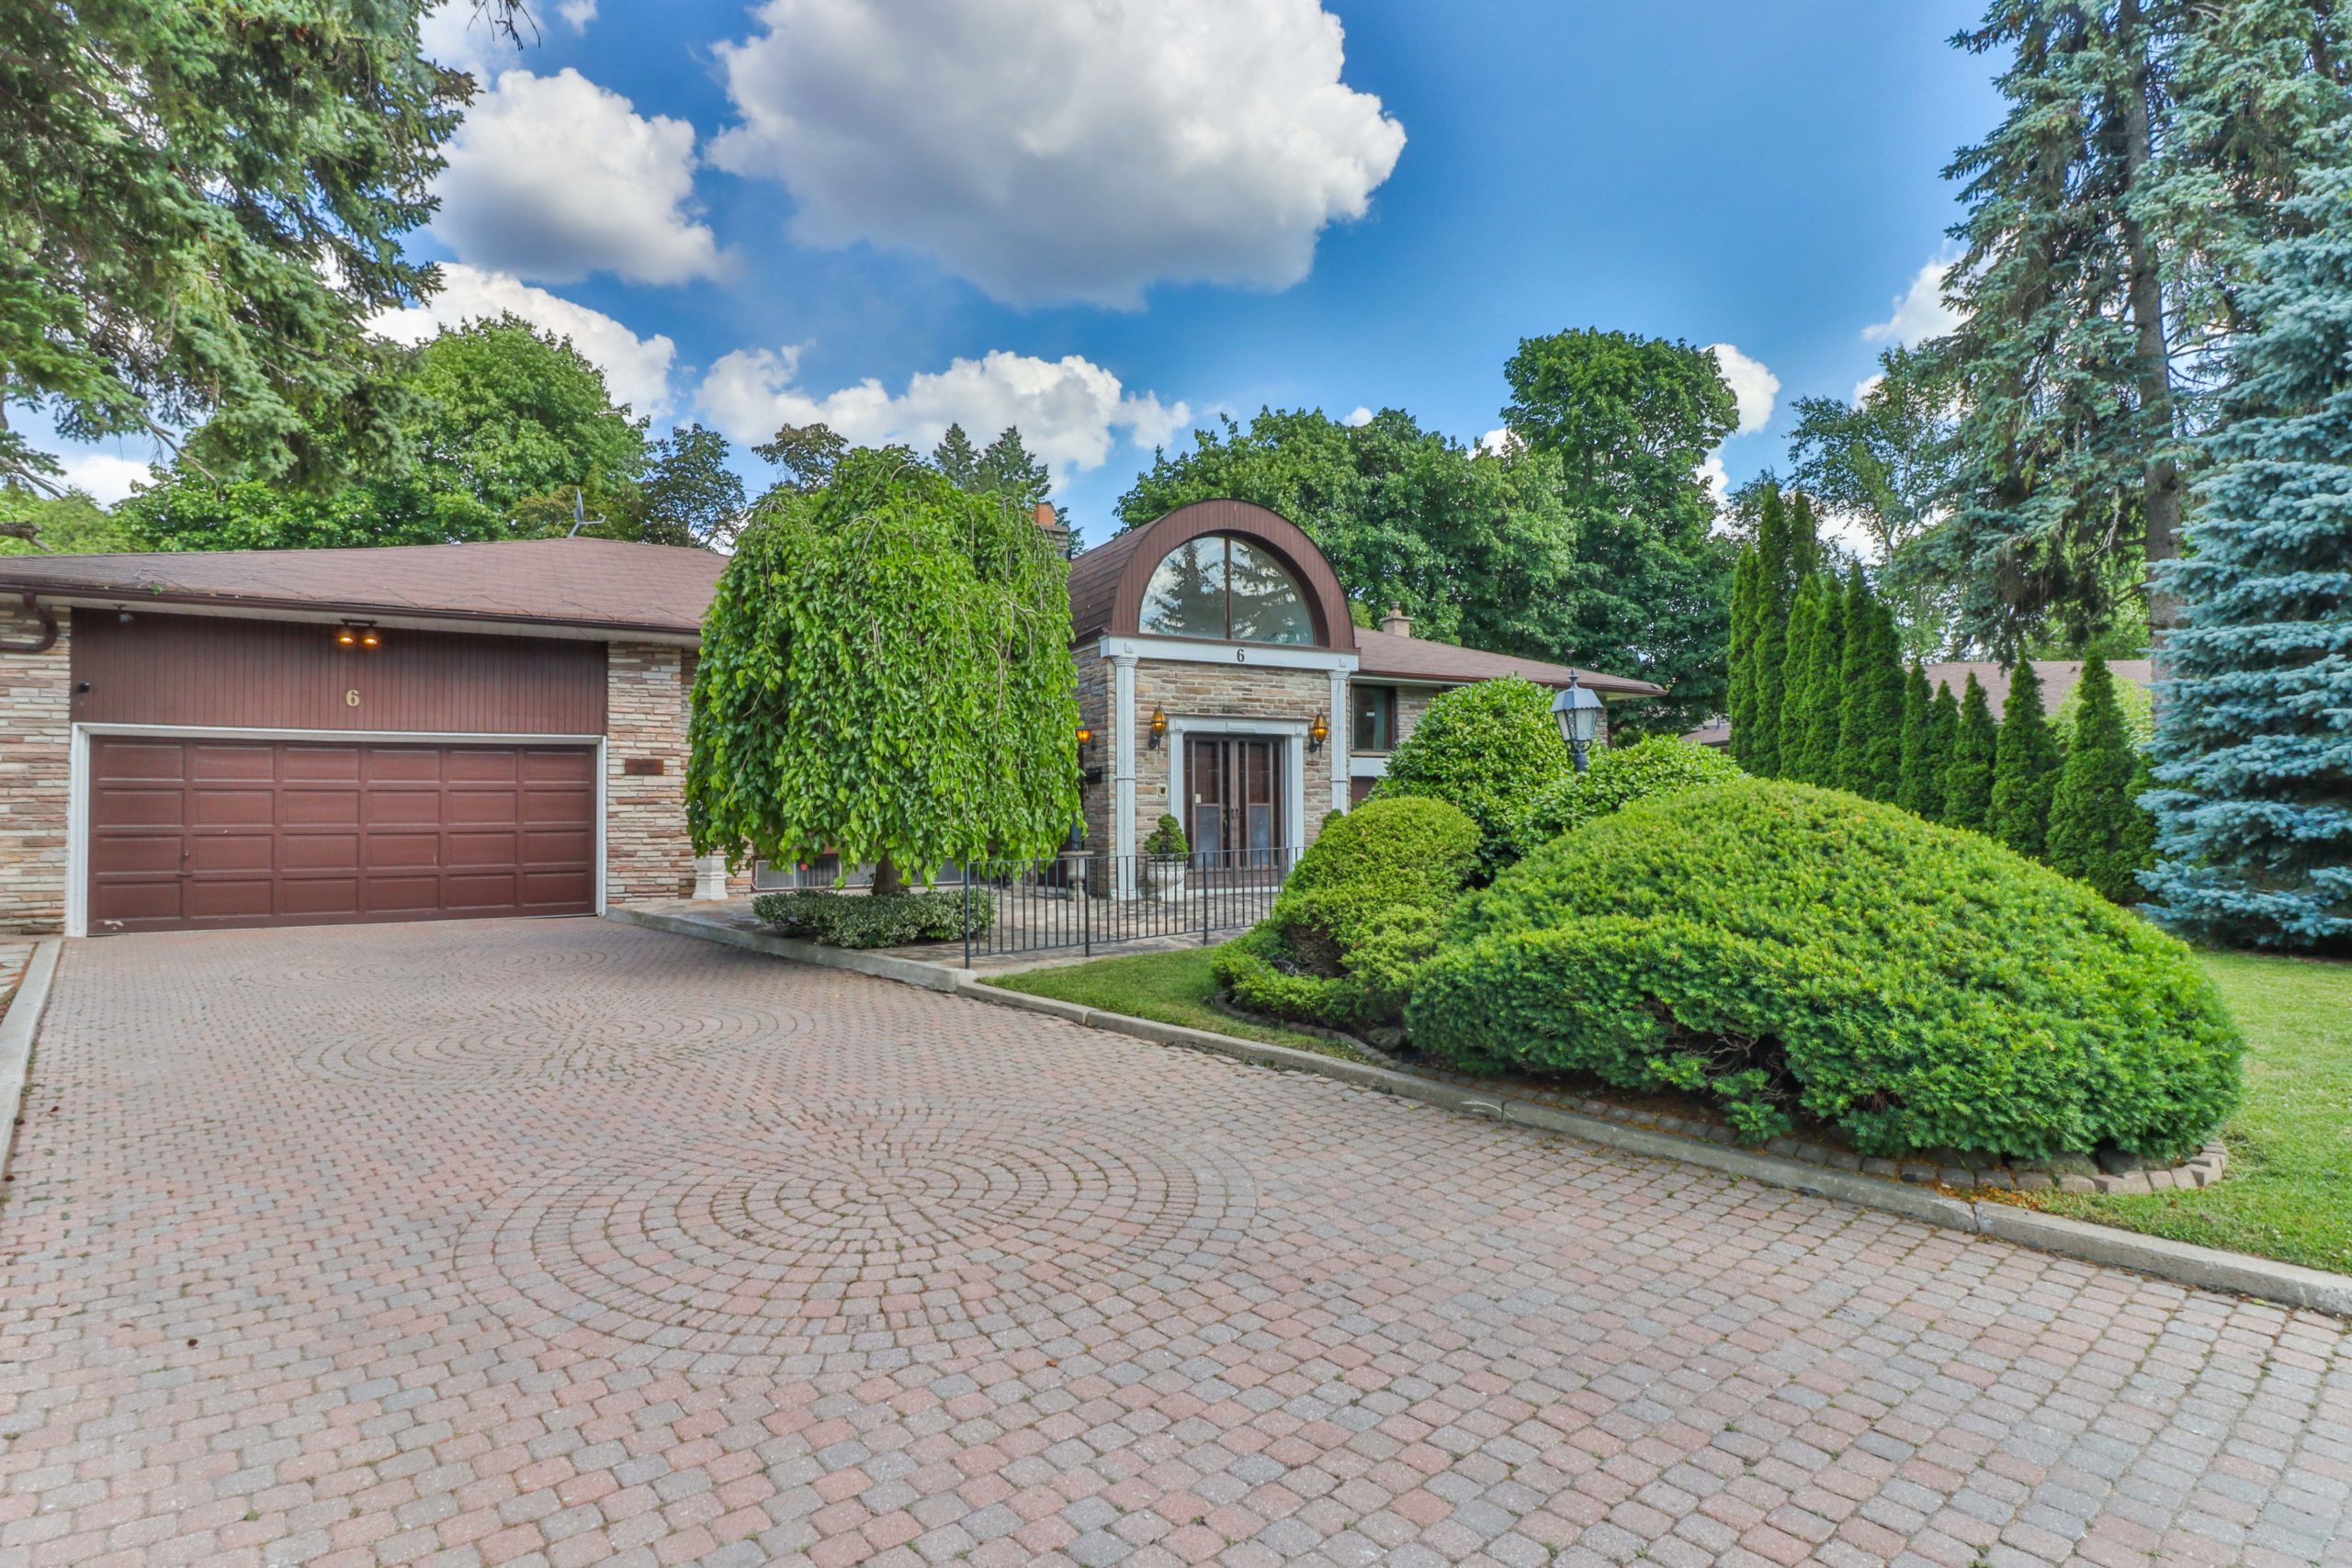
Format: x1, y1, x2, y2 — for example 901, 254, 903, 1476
1352, 626, 1665, 697
1924, 660, 2154, 714
1067, 523, 1149, 642
0, 537, 723, 638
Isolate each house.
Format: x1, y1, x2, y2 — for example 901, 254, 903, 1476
0, 500, 1658, 936
1068, 500, 1660, 870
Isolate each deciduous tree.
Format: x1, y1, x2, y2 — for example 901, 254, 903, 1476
687, 448, 1080, 895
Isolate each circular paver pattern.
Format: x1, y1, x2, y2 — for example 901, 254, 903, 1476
458, 1103, 1256, 1372
301, 997, 806, 1085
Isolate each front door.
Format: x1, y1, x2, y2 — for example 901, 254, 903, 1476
1183, 736, 1283, 868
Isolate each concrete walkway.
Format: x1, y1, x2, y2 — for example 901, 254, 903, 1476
0, 918, 2346, 1567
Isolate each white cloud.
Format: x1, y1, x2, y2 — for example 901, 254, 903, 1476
52, 449, 156, 507
1851, 371, 1886, 406
1863, 255, 1962, 346
1701, 454, 1731, 503
1817, 506, 1884, 563
556, 0, 597, 26
697, 346, 1188, 479
708, 0, 1406, 307
1704, 344, 1779, 437
372, 263, 678, 418
433, 68, 726, 286
1478, 427, 1517, 457
419, 1, 524, 77
1341, 406, 1374, 428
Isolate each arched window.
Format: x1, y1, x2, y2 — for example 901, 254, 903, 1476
1138, 536, 1317, 645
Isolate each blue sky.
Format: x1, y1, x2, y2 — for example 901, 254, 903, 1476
43, 0, 2004, 542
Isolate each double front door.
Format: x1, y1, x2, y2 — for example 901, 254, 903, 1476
1183, 736, 1283, 868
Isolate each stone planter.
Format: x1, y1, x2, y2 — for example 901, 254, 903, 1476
1146, 855, 1188, 902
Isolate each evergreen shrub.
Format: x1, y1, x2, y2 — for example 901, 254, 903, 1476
1408, 781, 2242, 1161
1215, 796, 1480, 1031
1512, 736, 1745, 856
752, 888, 990, 948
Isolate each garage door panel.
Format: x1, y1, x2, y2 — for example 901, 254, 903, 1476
276, 878, 364, 918
91, 786, 186, 828
189, 744, 277, 782
445, 789, 520, 826
365, 830, 444, 871
277, 786, 362, 827
187, 833, 276, 874
366, 748, 445, 783
523, 748, 595, 784
182, 877, 280, 921
447, 829, 522, 869
444, 749, 520, 783
190, 788, 275, 827
279, 746, 362, 783
88, 737, 595, 934
362, 789, 444, 827
520, 870, 595, 908
277, 833, 361, 873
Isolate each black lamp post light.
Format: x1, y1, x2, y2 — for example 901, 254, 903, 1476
1552, 674, 1604, 773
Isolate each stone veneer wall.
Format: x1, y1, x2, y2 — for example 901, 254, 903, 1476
1075, 655, 1114, 856
605, 642, 753, 904
0, 605, 69, 932
1130, 660, 1336, 852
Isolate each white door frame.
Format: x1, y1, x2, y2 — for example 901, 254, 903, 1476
66, 722, 608, 939
1164, 716, 1307, 871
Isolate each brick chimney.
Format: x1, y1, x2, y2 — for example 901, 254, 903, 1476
1032, 501, 1072, 555
1377, 605, 1412, 637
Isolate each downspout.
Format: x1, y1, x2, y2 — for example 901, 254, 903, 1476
0, 594, 58, 655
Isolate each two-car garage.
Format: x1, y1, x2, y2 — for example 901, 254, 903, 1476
0, 536, 730, 939
84, 737, 597, 935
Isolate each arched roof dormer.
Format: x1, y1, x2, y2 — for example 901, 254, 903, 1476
1066, 499, 1357, 652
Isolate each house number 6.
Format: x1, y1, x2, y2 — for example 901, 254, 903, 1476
1234, 649, 1247, 663
345, 689, 360, 707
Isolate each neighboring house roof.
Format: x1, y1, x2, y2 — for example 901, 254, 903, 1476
0, 537, 722, 639
1925, 659, 2154, 714
1353, 626, 1666, 697
1681, 721, 1731, 748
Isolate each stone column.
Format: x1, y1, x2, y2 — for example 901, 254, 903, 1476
1111, 651, 1138, 899
1327, 669, 1351, 818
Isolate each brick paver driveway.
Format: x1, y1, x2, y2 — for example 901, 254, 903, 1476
2, 919, 2346, 1568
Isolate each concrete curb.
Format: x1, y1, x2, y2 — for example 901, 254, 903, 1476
0, 940, 63, 1183
960, 972, 2350, 1319
605, 907, 962, 993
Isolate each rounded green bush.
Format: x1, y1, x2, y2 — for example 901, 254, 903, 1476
1214, 795, 1479, 1031
1371, 676, 1572, 875
1512, 735, 1745, 857
1409, 780, 2242, 1161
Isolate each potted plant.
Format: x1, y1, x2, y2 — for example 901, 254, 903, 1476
1142, 814, 1190, 901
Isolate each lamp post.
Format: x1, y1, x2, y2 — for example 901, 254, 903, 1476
1552, 675, 1604, 773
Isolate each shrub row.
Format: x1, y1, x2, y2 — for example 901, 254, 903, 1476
752, 888, 991, 949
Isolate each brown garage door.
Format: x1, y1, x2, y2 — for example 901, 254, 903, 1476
87, 738, 597, 935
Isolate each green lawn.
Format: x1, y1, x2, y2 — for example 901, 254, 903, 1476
2035, 951, 2351, 1276
984, 945, 1370, 1063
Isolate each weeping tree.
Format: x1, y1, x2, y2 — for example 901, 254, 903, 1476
687, 447, 1080, 893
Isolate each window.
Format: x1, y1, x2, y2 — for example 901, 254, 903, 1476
1139, 536, 1317, 645
1351, 684, 1396, 751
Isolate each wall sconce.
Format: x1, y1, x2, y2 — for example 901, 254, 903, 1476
1148, 706, 1168, 749
1075, 723, 1094, 750
337, 620, 380, 649
1307, 713, 1329, 752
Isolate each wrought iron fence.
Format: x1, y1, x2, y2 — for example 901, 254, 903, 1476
957, 847, 1295, 964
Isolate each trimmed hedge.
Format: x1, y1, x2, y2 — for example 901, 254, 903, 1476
1371, 676, 1572, 875
752, 888, 991, 948
1511, 735, 1745, 857
1410, 781, 2241, 1161
1214, 796, 1479, 1031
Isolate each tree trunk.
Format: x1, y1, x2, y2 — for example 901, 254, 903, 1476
870, 855, 904, 897
2116, 0, 2185, 641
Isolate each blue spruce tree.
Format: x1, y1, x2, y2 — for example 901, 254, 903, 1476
2144, 152, 2352, 953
